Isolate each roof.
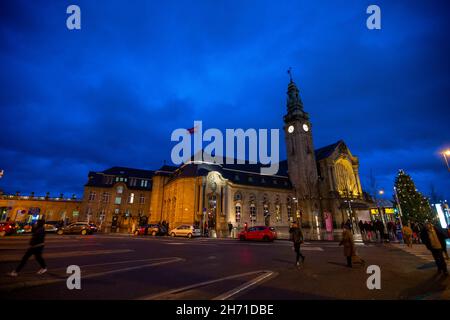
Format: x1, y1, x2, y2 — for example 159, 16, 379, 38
168, 161, 292, 190
314, 140, 343, 161
101, 166, 155, 178
85, 167, 155, 190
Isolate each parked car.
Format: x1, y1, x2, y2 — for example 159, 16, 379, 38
57, 222, 93, 235
238, 226, 277, 241
0, 222, 17, 236
135, 224, 167, 236
169, 224, 201, 238
88, 223, 99, 233
15, 223, 32, 234
44, 223, 59, 233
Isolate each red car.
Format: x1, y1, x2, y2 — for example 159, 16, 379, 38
0, 222, 17, 236
238, 226, 277, 241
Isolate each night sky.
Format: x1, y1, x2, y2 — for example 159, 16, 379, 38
1, 0, 449, 201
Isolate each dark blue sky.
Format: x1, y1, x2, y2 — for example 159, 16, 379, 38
1, 0, 449, 201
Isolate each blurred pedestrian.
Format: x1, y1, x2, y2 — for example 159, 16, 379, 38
289, 222, 305, 267
420, 222, 448, 276
402, 223, 413, 247
9, 219, 47, 277
339, 224, 355, 268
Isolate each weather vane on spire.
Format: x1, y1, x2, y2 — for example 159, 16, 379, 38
287, 67, 293, 83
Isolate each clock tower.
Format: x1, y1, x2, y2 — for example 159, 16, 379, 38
283, 72, 320, 222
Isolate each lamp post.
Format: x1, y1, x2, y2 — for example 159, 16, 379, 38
442, 150, 450, 171
393, 186, 404, 230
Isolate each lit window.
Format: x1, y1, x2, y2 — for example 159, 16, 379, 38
287, 206, 292, 221
116, 186, 123, 194
88, 192, 96, 201
128, 193, 134, 204
115, 197, 122, 205
102, 192, 110, 203
250, 204, 256, 222
235, 204, 241, 222
141, 180, 148, 187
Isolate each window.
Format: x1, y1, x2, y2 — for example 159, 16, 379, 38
287, 205, 293, 222
116, 186, 124, 194
128, 193, 135, 204
141, 180, 148, 188
115, 197, 122, 205
102, 192, 110, 203
275, 204, 281, 222
139, 194, 145, 204
250, 204, 256, 222
88, 191, 96, 201
234, 192, 242, 201
235, 204, 241, 222
114, 208, 119, 215
130, 178, 137, 187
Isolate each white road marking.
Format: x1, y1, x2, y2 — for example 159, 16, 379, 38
213, 271, 277, 300
0, 249, 134, 262
137, 270, 277, 300
0, 257, 185, 292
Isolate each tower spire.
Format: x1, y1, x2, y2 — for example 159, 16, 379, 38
287, 67, 293, 83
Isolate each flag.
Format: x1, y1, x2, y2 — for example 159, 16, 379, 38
186, 125, 199, 135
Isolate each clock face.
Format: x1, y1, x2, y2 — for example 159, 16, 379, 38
288, 125, 295, 133
302, 123, 309, 132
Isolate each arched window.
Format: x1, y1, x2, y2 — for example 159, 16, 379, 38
250, 204, 256, 222
335, 158, 358, 196
234, 192, 242, 202
116, 186, 124, 194
263, 204, 270, 226
235, 203, 241, 222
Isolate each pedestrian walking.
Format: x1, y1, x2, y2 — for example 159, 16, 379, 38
339, 224, 355, 268
420, 222, 448, 276
9, 219, 47, 277
228, 221, 233, 238
289, 222, 305, 267
402, 223, 413, 247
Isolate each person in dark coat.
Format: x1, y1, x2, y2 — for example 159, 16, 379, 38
339, 224, 355, 268
289, 222, 305, 267
420, 222, 448, 276
9, 219, 47, 277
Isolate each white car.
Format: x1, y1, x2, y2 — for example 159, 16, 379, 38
170, 225, 201, 238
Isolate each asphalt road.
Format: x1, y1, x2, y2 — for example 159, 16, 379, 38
0, 234, 448, 300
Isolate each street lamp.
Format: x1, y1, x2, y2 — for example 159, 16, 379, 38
442, 150, 450, 171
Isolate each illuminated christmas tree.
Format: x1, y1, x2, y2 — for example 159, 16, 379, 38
394, 170, 433, 223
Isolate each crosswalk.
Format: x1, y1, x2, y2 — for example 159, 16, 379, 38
390, 243, 450, 264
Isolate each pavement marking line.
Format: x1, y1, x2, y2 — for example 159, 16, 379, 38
0, 249, 134, 262
0, 243, 102, 250
0, 257, 185, 292
212, 271, 277, 300
137, 270, 277, 300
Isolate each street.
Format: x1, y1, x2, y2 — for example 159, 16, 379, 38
0, 234, 448, 300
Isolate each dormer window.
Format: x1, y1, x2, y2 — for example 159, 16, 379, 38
141, 180, 148, 187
